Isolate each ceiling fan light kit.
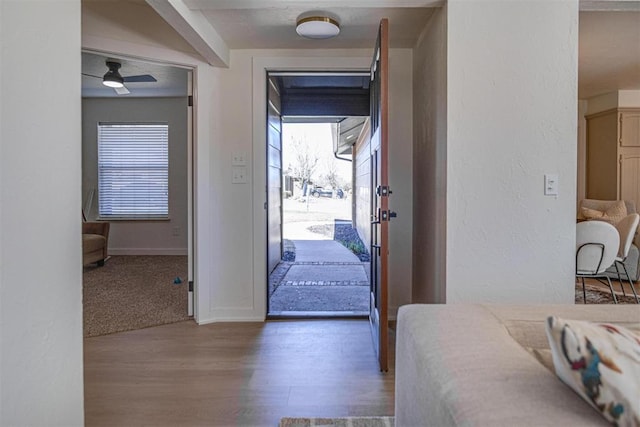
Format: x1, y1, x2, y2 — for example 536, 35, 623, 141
296, 15, 340, 39
102, 75, 124, 88
82, 57, 158, 96
102, 61, 124, 88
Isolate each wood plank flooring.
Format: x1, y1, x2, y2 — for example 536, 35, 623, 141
84, 319, 395, 426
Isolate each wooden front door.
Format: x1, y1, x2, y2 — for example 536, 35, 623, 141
369, 19, 391, 372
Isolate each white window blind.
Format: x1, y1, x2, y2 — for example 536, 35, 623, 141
98, 123, 169, 220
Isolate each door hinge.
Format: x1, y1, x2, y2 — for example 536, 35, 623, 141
376, 185, 392, 197
188, 281, 194, 292
188, 95, 193, 107
380, 210, 397, 222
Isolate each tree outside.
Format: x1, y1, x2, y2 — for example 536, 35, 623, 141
282, 123, 351, 196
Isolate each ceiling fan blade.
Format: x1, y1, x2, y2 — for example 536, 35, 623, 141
81, 73, 102, 79
123, 74, 157, 83
114, 85, 130, 95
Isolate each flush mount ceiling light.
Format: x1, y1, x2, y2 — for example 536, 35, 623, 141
296, 15, 340, 39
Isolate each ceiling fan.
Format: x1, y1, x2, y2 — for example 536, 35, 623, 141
82, 60, 157, 95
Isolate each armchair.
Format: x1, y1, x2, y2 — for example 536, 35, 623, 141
578, 199, 640, 281
82, 221, 109, 266
612, 213, 640, 303
576, 220, 620, 303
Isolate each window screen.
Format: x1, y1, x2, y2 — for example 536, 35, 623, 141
98, 123, 169, 219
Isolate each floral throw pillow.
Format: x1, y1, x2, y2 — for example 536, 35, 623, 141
545, 316, 640, 426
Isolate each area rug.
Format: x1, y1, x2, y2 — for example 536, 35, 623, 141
575, 282, 638, 304
83, 255, 189, 337
279, 417, 394, 427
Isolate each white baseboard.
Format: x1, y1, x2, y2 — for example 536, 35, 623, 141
108, 248, 188, 256
197, 315, 265, 325
196, 306, 266, 324
195, 305, 398, 324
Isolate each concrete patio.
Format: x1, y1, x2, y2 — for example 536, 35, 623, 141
269, 223, 370, 316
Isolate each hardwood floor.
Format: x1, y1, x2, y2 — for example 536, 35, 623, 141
84, 319, 395, 426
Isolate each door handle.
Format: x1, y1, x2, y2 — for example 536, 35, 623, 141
380, 210, 397, 222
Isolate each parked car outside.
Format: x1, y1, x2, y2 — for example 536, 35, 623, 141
310, 186, 344, 199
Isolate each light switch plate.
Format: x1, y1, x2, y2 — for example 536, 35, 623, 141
232, 152, 247, 166
544, 174, 559, 196
232, 167, 248, 184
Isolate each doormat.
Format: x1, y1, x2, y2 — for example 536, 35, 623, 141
279, 417, 394, 427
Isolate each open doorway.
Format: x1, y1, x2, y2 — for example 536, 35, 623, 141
81, 51, 195, 336
574, 12, 640, 305
265, 72, 372, 317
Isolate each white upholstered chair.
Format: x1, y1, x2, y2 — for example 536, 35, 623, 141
576, 220, 620, 304
612, 213, 640, 303
578, 199, 640, 282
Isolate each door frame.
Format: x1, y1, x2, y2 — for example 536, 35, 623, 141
81, 46, 200, 321
252, 55, 372, 319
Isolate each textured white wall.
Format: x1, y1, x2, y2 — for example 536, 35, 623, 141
412, 7, 448, 303
209, 50, 257, 319
82, 97, 189, 255
1, 1, 85, 425
446, 0, 579, 303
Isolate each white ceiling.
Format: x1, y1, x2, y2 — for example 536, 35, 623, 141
81, 51, 188, 98
192, 6, 436, 49
82, 1, 640, 100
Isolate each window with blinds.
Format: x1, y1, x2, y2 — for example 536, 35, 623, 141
98, 123, 169, 220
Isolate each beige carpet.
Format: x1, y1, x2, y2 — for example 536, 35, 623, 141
279, 417, 394, 427
83, 255, 189, 337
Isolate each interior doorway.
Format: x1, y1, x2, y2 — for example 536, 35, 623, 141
81, 51, 195, 336
265, 72, 372, 317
